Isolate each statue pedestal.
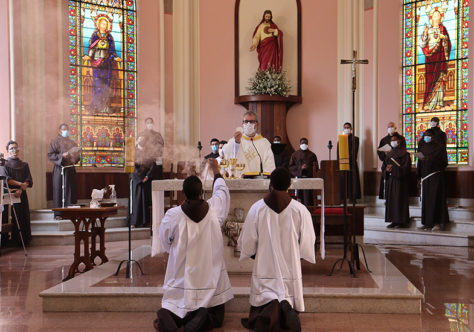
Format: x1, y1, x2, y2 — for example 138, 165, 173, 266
151, 178, 324, 272
235, 95, 301, 145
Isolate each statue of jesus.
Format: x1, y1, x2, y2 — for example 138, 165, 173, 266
250, 10, 283, 72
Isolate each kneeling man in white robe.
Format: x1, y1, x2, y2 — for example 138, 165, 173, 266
238, 167, 316, 332
154, 160, 233, 332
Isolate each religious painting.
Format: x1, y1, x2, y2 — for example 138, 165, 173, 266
68, 0, 136, 167
235, 0, 300, 97
402, 0, 469, 164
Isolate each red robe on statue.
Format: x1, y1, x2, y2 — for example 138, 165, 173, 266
422, 23, 451, 106
252, 22, 283, 72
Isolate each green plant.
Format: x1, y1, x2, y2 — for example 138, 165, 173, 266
247, 67, 291, 97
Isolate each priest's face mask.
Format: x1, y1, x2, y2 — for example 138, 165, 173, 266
387, 122, 396, 135
390, 137, 400, 148
242, 115, 258, 137
59, 125, 69, 138
343, 124, 352, 135
8, 144, 19, 159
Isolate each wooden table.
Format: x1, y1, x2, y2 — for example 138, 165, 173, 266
52, 207, 119, 281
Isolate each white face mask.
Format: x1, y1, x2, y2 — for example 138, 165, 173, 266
8, 148, 18, 159
146, 123, 153, 130
300, 144, 308, 151
388, 127, 395, 135
430, 121, 438, 128
218, 148, 223, 156
343, 128, 351, 135
243, 122, 256, 137
61, 130, 69, 138
390, 141, 399, 148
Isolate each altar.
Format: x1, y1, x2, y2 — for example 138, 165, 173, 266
151, 178, 325, 272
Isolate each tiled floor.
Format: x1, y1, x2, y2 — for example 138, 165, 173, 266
1, 241, 473, 331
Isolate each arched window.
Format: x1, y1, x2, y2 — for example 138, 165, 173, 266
68, 0, 136, 167
402, 0, 468, 164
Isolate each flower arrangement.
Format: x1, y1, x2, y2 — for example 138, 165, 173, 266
247, 67, 291, 97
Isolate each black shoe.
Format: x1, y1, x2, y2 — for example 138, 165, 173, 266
184, 307, 208, 332
387, 223, 396, 229
418, 225, 432, 231
280, 300, 301, 332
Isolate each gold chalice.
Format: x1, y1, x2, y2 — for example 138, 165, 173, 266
228, 158, 238, 179
235, 163, 245, 175
219, 159, 229, 178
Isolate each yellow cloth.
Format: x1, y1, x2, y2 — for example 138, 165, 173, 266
338, 134, 349, 171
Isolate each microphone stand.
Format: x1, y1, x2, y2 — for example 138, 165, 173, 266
250, 137, 264, 178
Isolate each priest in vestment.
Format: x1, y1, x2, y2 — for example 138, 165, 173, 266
154, 160, 233, 332
222, 111, 275, 175
384, 136, 411, 228
417, 129, 449, 231
238, 168, 317, 332
377, 122, 406, 199
2, 141, 33, 246
47, 124, 80, 218
250, 10, 283, 71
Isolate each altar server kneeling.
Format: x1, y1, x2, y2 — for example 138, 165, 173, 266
238, 167, 317, 332
154, 159, 233, 332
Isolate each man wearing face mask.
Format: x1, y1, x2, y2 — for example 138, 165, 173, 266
139, 117, 165, 180
377, 122, 407, 199
47, 123, 80, 218
418, 117, 447, 148
1, 141, 33, 247
417, 129, 449, 231
128, 136, 157, 228
289, 138, 319, 206
384, 136, 411, 229
337, 122, 361, 202
222, 111, 275, 175
271, 136, 290, 170
205, 138, 220, 159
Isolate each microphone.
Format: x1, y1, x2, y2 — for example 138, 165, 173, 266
250, 137, 263, 175
197, 141, 202, 159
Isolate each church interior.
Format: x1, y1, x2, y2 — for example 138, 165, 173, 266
0, 0, 473, 331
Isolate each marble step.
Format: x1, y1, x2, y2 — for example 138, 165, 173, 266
364, 215, 474, 247
31, 227, 151, 246
365, 214, 474, 235
40, 245, 422, 314
365, 204, 474, 222
363, 196, 474, 221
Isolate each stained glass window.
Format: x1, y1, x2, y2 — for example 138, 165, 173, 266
402, 0, 469, 164
68, 0, 136, 167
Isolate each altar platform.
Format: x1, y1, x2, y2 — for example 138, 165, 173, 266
40, 244, 422, 314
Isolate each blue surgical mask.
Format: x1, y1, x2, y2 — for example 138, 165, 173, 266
211, 145, 218, 153
61, 130, 69, 138
424, 136, 432, 143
